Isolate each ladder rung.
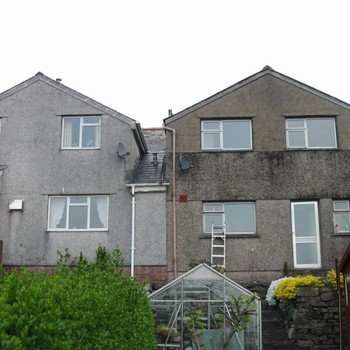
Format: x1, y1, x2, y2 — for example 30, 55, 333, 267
212, 254, 225, 258
212, 245, 225, 248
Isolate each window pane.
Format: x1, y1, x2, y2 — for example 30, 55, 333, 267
307, 119, 336, 148
334, 200, 349, 211
63, 118, 80, 147
334, 212, 350, 232
296, 242, 318, 264
203, 133, 220, 149
83, 117, 100, 124
225, 203, 255, 233
204, 204, 223, 212
223, 120, 251, 149
202, 121, 220, 130
49, 197, 67, 229
90, 197, 107, 228
69, 206, 88, 229
70, 197, 87, 204
204, 213, 223, 233
287, 119, 304, 128
294, 203, 316, 237
82, 125, 99, 148
288, 130, 306, 148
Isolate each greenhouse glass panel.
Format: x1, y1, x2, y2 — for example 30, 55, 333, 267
149, 264, 261, 350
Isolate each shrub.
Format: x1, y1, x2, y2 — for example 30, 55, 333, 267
274, 275, 323, 302
0, 247, 157, 350
266, 277, 293, 306
325, 269, 344, 289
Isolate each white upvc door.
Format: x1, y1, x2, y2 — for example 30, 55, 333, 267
291, 202, 321, 268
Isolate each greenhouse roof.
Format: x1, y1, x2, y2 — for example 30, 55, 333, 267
149, 263, 259, 300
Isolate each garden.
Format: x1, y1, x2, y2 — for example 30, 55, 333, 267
0, 247, 157, 350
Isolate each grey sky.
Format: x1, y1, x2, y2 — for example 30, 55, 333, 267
1, 0, 349, 127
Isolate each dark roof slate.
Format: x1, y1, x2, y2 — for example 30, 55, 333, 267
129, 128, 167, 184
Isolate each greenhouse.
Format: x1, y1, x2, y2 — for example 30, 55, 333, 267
149, 264, 261, 350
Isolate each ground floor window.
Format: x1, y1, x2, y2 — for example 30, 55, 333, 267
203, 202, 256, 234
48, 195, 108, 231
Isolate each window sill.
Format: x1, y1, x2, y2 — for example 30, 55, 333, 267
200, 234, 259, 239
332, 232, 350, 236
200, 149, 253, 153
60, 147, 101, 151
46, 230, 108, 233
285, 148, 339, 151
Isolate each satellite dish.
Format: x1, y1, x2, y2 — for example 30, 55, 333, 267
179, 155, 190, 171
117, 143, 130, 158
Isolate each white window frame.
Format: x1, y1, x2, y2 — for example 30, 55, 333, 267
286, 117, 337, 149
333, 200, 350, 233
291, 201, 321, 268
201, 119, 252, 151
61, 116, 101, 149
203, 202, 256, 235
48, 195, 108, 231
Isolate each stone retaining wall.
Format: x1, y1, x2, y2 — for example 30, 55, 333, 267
279, 287, 344, 350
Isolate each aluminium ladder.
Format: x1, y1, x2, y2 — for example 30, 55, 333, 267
210, 222, 226, 269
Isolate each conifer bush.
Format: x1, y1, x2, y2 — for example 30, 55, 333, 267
0, 247, 157, 350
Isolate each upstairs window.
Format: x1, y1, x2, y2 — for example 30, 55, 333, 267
48, 195, 108, 231
203, 202, 256, 234
333, 200, 350, 233
201, 120, 252, 150
286, 117, 337, 149
62, 116, 101, 149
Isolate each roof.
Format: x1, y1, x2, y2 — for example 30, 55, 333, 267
164, 65, 350, 125
129, 128, 167, 184
0, 72, 147, 154
149, 263, 258, 300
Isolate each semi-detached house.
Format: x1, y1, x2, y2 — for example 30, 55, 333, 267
0, 72, 167, 284
164, 66, 350, 287
1, 67, 350, 290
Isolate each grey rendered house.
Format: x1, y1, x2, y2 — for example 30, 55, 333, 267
0, 73, 167, 284
164, 65, 350, 287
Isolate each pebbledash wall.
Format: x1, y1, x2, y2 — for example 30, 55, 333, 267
279, 287, 345, 349
0, 73, 168, 285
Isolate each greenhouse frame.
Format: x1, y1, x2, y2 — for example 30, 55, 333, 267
149, 264, 261, 349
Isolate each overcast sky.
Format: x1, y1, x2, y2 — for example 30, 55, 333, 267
1, 0, 349, 127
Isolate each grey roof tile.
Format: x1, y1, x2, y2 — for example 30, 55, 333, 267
129, 128, 167, 184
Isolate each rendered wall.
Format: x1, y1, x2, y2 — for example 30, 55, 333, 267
0, 80, 140, 266
165, 73, 350, 285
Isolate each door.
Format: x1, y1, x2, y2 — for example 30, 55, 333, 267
291, 202, 321, 268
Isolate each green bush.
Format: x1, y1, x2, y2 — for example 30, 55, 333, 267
0, 247, 157, 350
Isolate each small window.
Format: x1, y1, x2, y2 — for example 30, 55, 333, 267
203, 202, 256, 234
48, 195, 108, 231
333, 200, 350, 233
201, 120, 252, 150
62, 116, 101, 149
286, 117, 337, 149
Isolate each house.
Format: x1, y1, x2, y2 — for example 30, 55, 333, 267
163, 65, 350, 287
0, 73, 167, 284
